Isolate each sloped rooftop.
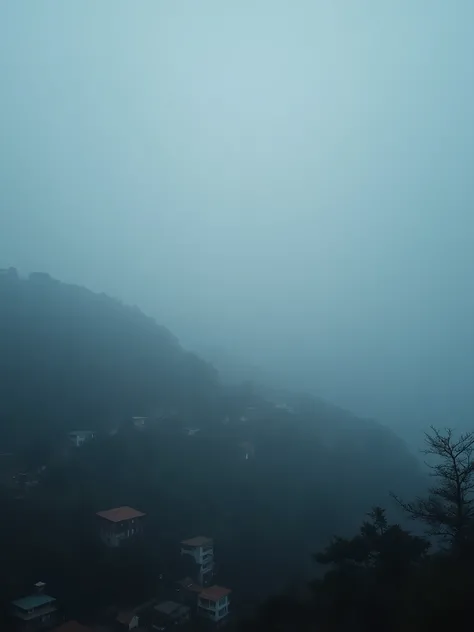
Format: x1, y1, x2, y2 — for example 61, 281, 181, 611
96, 506, 145, 522
181, 535, 212, 547
199, 586, 231, 601
12, 594, 56, 610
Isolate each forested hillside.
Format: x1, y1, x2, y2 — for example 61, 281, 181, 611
0, 268, 426, 617
0, 268, 220, 446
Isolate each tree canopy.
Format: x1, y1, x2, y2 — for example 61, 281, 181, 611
245, 426, 474, 632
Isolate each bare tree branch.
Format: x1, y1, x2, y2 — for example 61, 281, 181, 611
391, 426, 474, 548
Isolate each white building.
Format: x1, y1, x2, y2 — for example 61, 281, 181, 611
197, 586, 231, 623
132, 417, 148, 429
180, 536, 214, 586
68, 430, 96, 447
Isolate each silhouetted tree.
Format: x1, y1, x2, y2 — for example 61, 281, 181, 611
392, 426, 474, 550
312, 507, 429, 631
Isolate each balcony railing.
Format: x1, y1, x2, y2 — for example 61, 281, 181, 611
13, 604, 58, 621
201, 553, 213, 563
198, 600, 217, 612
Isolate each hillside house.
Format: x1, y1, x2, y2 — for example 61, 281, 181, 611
96, 506, 145, 547
132, 417, 147, 429
11, 582, 62, 632
153, 601, 190, 630
197, 586, 231, 624
180, 536, 214, 586
68, 431, 95, 448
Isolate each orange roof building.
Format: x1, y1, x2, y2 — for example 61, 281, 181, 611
96, 506, 145, 547
96, 506, 145, 522
199, 586, 232, 601
197, 585, 231, 623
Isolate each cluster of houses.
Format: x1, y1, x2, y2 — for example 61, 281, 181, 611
1, 410, 260, 505
67, 420, 256, 464
5, 403, 302, 631
10, 507, 232, 632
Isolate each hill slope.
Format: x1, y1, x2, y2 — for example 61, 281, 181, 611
0, 269, 220, 446
0, 269, 425, 605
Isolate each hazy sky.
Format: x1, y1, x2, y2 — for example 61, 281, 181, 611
1, 1, 473, 441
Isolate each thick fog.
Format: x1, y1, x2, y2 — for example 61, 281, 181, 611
1, 1, 473, 443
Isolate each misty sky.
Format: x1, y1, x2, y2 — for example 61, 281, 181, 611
1, 1, 473, 441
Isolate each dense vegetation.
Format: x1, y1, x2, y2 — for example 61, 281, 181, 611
245, 427, 474, 632
0, 268, 220, 447
0, 269, 428, 626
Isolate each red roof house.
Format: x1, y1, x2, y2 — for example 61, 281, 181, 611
199, 586, 232, 601
96, 506, 145, 522
96, 506, 145, 547
197, 585, 231, 623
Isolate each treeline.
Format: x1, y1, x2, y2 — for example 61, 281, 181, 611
0, 269, 220, 446
241, 426, 474, 632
